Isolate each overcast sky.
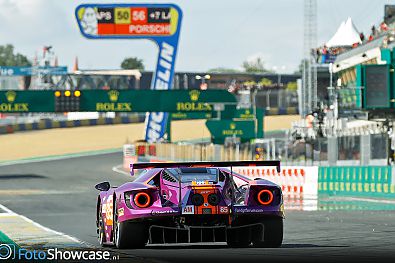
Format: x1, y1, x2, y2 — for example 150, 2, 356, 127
0, 0, 392, 73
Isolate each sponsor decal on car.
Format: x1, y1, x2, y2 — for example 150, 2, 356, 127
182, 205, 194, 215
234, 207, 266, 214
105, 195, 113, 226
219, 206, 229, 214
192, 180, 210, 186
151, 209, 178, 216
198, 190, 212, 195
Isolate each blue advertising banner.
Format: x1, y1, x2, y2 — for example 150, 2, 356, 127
75, 3, 183, 142
0, 66, 68, 76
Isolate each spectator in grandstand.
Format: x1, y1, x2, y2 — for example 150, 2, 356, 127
383, 36, 389, 48
321, 45, 328, 64
371, 25, 377, 36
359, 32, 365, 42
380, 21, 389, 32
315, 48, 320, 63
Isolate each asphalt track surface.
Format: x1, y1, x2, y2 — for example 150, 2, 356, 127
1, 152, 395, 263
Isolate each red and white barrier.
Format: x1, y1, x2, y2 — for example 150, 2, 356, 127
234, 166, 318, 211
121, 148, 319, 211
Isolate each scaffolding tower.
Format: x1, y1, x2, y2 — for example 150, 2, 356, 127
302, 0, 318, 116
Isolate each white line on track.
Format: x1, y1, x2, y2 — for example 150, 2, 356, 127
18, 215, 84, 244
0, 203, 15, 215
112, 164, 130, 176
0, 203, 90, 246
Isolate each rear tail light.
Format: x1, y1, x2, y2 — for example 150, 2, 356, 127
256, 189, 274, 205
133, 192, 151, 208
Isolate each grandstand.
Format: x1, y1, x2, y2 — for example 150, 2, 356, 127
280, 4, 395, 167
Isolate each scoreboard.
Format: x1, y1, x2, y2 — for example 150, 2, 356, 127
75, 3, 183, 143
76, 5, 179, 37
363, 65, 391, 109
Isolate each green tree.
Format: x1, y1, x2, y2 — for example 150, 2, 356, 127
121, 57, 145, 70
242, 57, 271, 73
0, 44, 31, 66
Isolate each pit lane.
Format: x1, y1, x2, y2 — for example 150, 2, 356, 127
0, 152, 395, 262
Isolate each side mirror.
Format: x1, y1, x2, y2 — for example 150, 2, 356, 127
95, 182, 110, 191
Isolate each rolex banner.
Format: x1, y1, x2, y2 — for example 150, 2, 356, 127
0, 90, 236, 113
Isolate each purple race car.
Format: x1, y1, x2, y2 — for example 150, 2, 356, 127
95, 161, 284, 248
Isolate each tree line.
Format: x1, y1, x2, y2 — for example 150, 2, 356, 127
1, 44, 299, 76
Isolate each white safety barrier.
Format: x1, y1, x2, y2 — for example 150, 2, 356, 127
234, 166, 318, 211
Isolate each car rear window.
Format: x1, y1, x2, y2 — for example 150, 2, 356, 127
166, 168, 218, 183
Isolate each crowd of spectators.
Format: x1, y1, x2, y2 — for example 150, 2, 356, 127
313, 46, 344, 64
363, 21, 389, 42
314, 21, 392, 64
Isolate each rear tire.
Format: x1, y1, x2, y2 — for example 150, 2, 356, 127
253, 218, 283, 248
113, 201, 147, 249
114, 221, 147, 249
97, 202, 106, 246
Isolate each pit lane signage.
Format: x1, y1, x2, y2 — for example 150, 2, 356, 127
75, 3, 182, 143
235, 108, 255, 119
0, 91, 54, 113
205, 120, 256, 144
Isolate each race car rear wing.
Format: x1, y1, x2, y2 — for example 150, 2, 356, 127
129, 160, 280, 176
